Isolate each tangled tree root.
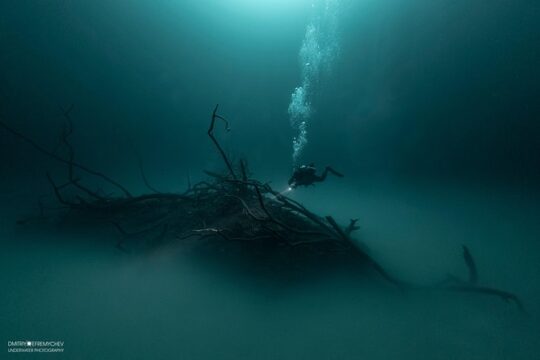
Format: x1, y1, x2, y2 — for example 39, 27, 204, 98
0, 105, 524, 311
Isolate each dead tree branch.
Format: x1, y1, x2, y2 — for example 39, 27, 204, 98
4, 104, 523, 312
0, 118, 132, 197
208, 104, 236, 180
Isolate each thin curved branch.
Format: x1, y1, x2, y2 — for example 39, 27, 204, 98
46, 172, 76, 207
135, 150, 162, 194
462, 245, 478, 284
446, 285, 524, 311
208, 104, 236, 179
0, 118, 132, 197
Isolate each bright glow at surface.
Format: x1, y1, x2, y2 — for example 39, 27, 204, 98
232, 0, 309, 9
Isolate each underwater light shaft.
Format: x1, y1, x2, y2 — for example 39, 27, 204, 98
228, 0, 310, 13
237, 0, 308, 7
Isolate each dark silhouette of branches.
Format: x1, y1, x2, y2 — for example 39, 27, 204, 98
3, 104, 523, 312
0, 116, 132, 197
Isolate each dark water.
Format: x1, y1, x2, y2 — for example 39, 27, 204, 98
1, 1, 539, 359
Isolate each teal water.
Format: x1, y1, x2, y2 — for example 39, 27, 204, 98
1, 1, 539, 359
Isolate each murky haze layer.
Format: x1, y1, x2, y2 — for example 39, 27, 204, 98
1, 178, 539, 359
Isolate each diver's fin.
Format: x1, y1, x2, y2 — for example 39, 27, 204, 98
326, 166, 344, 178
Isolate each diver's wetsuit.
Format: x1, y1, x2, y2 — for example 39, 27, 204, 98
288, 164, 343, 188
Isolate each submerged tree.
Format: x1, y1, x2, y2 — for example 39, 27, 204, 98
0, 105, 523, 311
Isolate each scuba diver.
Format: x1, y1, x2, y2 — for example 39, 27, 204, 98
288, 163, 344, 188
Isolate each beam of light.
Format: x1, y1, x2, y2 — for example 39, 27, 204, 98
278, 187, 294, 196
